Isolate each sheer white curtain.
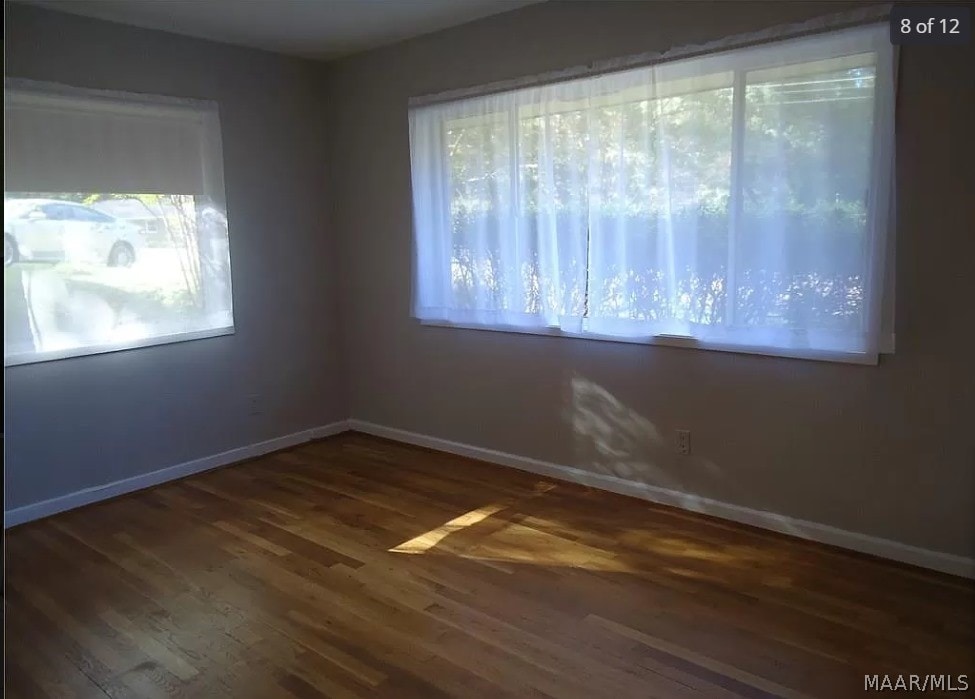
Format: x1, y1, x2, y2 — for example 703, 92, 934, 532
409, 23, 895, 362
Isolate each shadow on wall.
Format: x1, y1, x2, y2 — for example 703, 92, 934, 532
563, 372, 803, 536
564, 373, 669, 485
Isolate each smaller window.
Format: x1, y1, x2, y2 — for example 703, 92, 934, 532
4, 81, 235, 366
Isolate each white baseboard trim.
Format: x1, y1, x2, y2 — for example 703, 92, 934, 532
8, 417, 972, 579
3, 420, 350, 528
347, 419, 975, 579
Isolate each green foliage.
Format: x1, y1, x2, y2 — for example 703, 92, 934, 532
441, 64, 876, 331
446, 66, 874, 222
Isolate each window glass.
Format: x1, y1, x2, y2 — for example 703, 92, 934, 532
4, 82, 234, 366
408, 24, 894, 362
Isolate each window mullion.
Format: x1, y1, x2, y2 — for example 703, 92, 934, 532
583, 97, 596, 323
508, 104, 520, 220
508, 103, 521, 310
726, 69, 747, 329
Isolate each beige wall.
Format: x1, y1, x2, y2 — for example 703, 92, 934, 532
5, 1, 973, 560
325, 1, 975, 557
4, 4, 346, 510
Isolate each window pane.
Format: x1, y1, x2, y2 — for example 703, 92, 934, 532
737, 59, 876, 334
4, 83, 234, 365
446, 114, 512, 312
587, 85, 733, 327
517, 107, 589, 317
4, 193, 233, 363
410, 24, 893, 361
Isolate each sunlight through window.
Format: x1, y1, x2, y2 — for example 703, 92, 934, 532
4, 81, 234, 365
409, 25, 894, 363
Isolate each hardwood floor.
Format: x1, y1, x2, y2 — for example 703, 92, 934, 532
4, 432, 973, 698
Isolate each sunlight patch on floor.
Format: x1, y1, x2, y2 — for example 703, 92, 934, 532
388, 497, 772, 576
389, 507, 635, 573
389, 503, 507, 554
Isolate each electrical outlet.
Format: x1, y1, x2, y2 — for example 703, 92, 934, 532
676, 429, 691, 456
248, 393, 262, 416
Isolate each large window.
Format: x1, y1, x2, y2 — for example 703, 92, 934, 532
4, 81, 234, 366
409, 24, 895, 363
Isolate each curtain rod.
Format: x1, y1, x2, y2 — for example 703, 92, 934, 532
409, 4, 891, 109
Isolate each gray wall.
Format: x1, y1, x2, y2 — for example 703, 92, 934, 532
325, 1, 975, 557
4, 4, 346, 510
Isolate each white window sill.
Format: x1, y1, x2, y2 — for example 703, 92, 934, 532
418, 319, 889, 366
4, 325, 235, 368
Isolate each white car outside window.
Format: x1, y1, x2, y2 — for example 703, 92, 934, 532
4, 198, 142, 267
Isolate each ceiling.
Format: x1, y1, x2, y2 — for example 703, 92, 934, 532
23, 0, 543, 60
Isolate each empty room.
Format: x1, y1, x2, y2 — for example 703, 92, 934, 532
3, 0, 974, 697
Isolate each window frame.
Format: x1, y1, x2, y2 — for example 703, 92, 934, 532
3, 80, 235, 368
409, 22, 896, 365
2, 326, 236, 368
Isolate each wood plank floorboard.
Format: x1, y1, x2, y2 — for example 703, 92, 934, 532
4, 432, 974, 698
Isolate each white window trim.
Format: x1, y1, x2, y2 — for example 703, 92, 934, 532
419, 319, 893, 366
3, 325, 235, 368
